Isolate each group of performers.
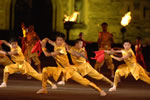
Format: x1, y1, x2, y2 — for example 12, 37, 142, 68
0, 22, 150, 96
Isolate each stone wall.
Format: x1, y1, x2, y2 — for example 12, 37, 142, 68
0, 0, 150, 44
62, 0, 150, 44
0, 0, 11, 30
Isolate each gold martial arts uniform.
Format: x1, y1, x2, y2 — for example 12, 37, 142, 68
41, 43, 102, 92
113, 48, 150, 87
94, 32, 114, 75
70, 47, 113, 85
2, 46, 53, 86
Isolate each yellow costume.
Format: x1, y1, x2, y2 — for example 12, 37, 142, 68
70, 47, 113, 85
41, 43, 102, 93
113, 48, 150, 87
94, 32, 114, 76
2, 46, 53, 86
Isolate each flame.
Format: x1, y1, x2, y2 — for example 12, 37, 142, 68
22, 28, 26, 37
64, 11, 79, 23
121, 11, 131, 27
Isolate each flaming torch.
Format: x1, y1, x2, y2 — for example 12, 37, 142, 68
64, 11, 79, 42
120, 11, 131, 42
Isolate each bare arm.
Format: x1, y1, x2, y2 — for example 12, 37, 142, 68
111, 52, 132, 61
1, 40, 11, 47
0, 50, 7, 55
47, 38, 55, 46
104, 49, 122, 55
7, 50, 18, 56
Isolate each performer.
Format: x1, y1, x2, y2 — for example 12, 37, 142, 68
36, 33, 106, 96
24, 25, 41, 73
108, 40, 150, 92
94, 22, 114, 77
0, 39, 56, 89
135, 36, 147, 69
69, 39, 113, 85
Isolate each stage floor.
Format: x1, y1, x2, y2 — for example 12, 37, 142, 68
0, 76, 150, 100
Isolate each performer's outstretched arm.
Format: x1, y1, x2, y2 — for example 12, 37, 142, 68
41, 38, 59, 57
0, 40, 11, 47
0, 50, 7, 55
111, 52, 132, 61
42, 38, 55, 46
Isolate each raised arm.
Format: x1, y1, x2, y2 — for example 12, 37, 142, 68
41, 38, 59, 57
47, 38, 55, 46
0, 40, 11, 47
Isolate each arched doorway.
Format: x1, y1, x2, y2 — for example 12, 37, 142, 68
14, 0, 53, 39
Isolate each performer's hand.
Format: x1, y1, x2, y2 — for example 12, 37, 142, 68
105, 50, 111, 54
51, 51, 60, 56
110, 49, 115, 54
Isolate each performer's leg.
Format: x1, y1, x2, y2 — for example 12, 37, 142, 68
0, 64, 19, 87
139, 67, 150, 84
94, 61, 104, 72
87, 67, 113, 85
32, 56, 41, 73
109, 64, 129, 92
105, 54, 114, 77
25, 62, 55, 87
37, 67, 58, 94
71, 71, 106, 96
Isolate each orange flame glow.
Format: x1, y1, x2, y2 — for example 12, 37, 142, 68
121, 11, 131, 27
64, 11, 79, 23
22, 28, 26, 37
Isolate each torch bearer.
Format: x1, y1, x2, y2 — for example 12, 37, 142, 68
120, 11, 131, 42
64, 12, 79, 42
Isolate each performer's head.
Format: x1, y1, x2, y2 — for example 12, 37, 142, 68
101, 22, 108, 32
79, 32, 83, 39
55, 32, 65, 46
136, 36, 142, 44
123, 40, 131, 50
75, 39, 83, 49
28, 25, 34, 32
9, 37, 18, 48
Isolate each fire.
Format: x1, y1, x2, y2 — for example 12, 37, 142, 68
22, 28, 26, 37
121, 11, 131, 27
64, 11, 80, 23
21, 22, 27, 37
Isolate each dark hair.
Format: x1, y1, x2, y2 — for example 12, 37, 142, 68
75, 39, 83, 44
136, 36, 142, 40
123, 39, 131, 44
55, 32, 65, 40
79, 32, 83, 36
101, 22, 108, 26
9, 37, 18, 43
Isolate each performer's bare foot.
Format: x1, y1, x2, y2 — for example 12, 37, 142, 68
57, 81, 65, 85
52, 84, 57, 89
27, 76, 32, 79
109, 86, 116, 92
0, 82, 7, 88
100, 90, 107, 96
36, 88, 48, 94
